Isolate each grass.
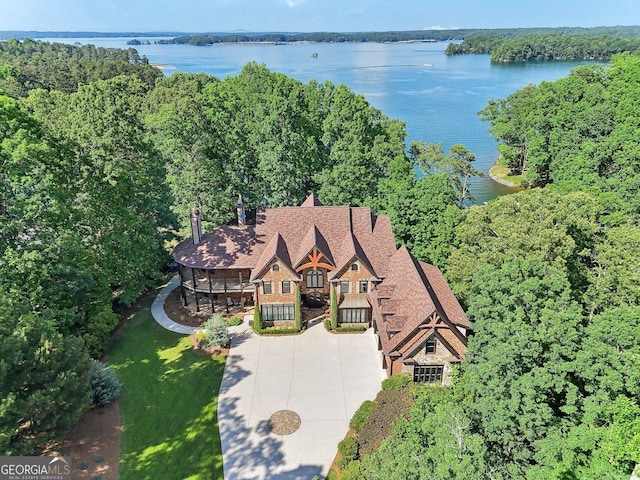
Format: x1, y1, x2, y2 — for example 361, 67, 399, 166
489, 159, 527, 187
107, 293, 226, 480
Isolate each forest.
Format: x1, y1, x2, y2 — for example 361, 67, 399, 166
446, 33, 640, 61
0, 38, 638, 479
155, 25, 640, 46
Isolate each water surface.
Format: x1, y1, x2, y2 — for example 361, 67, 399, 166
43, 37, 596, 203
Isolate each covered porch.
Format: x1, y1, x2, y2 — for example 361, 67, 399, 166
178, 265, 255, 313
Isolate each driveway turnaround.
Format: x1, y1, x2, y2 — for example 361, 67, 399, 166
218, 319, 386, 480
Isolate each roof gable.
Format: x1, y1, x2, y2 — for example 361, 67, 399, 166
249, 232, 299, 281
300, 193, 323, 207
294, 225, 335, 270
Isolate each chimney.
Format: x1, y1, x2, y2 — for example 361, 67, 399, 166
190, 208, 202, 245
236, 194, 246, 226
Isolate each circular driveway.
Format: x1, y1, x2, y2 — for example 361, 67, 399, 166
218, 319, 386, 480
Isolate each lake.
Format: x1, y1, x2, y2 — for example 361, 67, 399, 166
43, 36, 597, 204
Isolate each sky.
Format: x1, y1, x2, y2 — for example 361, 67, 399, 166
0, 0, 639, 33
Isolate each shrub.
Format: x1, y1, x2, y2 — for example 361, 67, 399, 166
202, 314, 229, 348
381, 373, 412, 390
256, 327, 300, 335
253, 306, 262, 329
357, 387, 415, 455
337, 436, 359, 469
349, 400, 378, 433
89, 360, 122, 407
341, 460, 367, 480
335, 325, 367, 333
330, 286, 338, 330
294, 284, 303, 330
227, 315, 242, 326
83, 307, 119, 358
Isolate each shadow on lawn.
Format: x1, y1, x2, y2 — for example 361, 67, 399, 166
110, 311, 228, 479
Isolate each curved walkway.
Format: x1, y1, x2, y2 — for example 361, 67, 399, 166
151, 280, 386, 479
151, 275, 201, 334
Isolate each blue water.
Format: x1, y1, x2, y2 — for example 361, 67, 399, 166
43, 36, 597, 203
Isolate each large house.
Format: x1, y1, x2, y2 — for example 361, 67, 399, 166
172, 194, 468, 384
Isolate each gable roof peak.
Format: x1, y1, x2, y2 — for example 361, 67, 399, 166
301, 193, 323, 207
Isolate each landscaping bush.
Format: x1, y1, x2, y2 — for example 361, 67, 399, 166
201, 315, 229, 348
253, 306, 262, 329
357, 387, 415, 455
294, 285, 303, 330
337, 436, 359, 469
227, 315, 242, 326
330, 286, 338, 330
335, 325, 367, 333
256, 327, 300, 335
381, 373, 412, 390
89, 360, 122, 407
349, 400, 378, 433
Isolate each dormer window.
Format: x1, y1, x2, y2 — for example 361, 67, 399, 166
272, 264, 280, 272
351, 264, 359, 271
426, 337, 437, 354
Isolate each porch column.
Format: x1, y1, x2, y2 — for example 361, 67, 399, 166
191, 267, 200, 312
207, 269, 214, 313
178, 264, 188, 306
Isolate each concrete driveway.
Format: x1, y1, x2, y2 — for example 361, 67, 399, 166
218, 319, 386, 479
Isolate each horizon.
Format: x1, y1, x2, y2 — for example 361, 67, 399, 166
2, 24, 639, 37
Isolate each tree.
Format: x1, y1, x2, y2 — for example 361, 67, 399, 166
463, 257, 584, 474
447, 188, 599, 302
0, 296, 91, 454
410, 141, 483, 207
26, 75, 174, 306
363, 388, 489, 480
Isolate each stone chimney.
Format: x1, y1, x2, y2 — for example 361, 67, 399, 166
236, 194, 246, 226
190, 208, 202, 245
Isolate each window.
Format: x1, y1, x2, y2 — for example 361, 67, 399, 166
351, 264, 359, 271
263, 281, 272, 295
272, 264, 280, 272
426, 337, 437, 354
281, 281, 291, 294
340, 308, 368, 323
261, 303, 294, 321
413, 365, 443, 384
306, 269, 324, 288
340, 281, 350, 294
359, 280, 368, 293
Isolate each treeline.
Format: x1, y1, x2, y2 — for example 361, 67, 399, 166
0, 39, 479, 454
157, 25, 640, 46
0, 38, 161, 97
446, 33, 640, 62
333, 54, 640, 480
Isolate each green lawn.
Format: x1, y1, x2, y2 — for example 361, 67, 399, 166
107, 294, 226, 480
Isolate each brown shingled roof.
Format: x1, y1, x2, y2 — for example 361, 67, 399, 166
172, 225, 257, 269
249, 232, 300, 282
371, 246, 468, 359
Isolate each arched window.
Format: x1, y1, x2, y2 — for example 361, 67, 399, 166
306, 269, 324, 288
272, 264, 280, 272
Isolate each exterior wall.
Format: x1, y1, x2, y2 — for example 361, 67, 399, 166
258, 259, 297, 305
334, 260, 375, 294
401, 336, 458, 385
299, 267, 331, 298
